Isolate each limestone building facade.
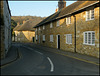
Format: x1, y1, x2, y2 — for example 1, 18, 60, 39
34, 1, 100, 58
0, 0, 11, 59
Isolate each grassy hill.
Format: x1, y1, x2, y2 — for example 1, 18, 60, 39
11, 16, 46, 36
11, 16, 46, 28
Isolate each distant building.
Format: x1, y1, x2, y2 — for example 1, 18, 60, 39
13, 20, 35, 43
34, 0, 100, 58
0, 0, 12, 59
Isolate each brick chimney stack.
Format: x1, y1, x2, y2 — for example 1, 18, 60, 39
58, 0, 66, 11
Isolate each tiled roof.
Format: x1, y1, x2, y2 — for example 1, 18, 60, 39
34, 1, 99, 28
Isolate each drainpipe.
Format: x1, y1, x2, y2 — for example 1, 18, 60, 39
73, 15, 76, 53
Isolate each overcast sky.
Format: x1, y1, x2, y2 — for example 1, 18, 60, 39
8, 1, 76, 17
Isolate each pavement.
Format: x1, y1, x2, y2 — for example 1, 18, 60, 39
0, 42, 99, 68
0, 45, 19, 68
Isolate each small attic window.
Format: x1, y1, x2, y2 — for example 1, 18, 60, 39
66, 17, 71, 24
50, 22, 53, 28
39, 27, 41, 30
86, 9, 94, 21
56, 20, 59, 26
43, 25, 45, 30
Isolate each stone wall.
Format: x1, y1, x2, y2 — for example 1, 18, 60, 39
0, 1, 11, 59
14, 31, 35, 43
35, 6, 99, 58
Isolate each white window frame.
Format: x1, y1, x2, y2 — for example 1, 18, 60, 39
56, 20, 59, 26
36, 28, 37, 31
66, 34, 72, 44
83, 31, 95, 45
86, 9, 94, 21
43, 25, 45, 30
43, 35, 45, 41
36, 35, 38, 40
66, 17, 71, 24
50, 35, 53, 42
39, 27, 41, 30
50, 22, 53, 28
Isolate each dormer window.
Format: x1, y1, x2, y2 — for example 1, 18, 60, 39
57, 20, 59, 26
66, 17, 71, 24
86, 9, 94, 21
43, 25, 45, 30
50, 22, 53, 28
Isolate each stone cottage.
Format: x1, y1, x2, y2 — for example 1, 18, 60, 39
0, 0, 12, 59
34, 0, 100, 58
13, 20, 35, 43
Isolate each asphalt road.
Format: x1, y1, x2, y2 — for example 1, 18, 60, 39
1, 43, 99, 75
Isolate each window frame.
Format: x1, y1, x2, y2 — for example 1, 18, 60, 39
39, 27, 41, 30
66, 34, 72, 44
50, 22, 53, 28
86, 9, 94, 21
43, 35, 45, 41
36, 28, 37, 31
43, 25, 45, 30
36, 35, 38, 40
66, 17, 71, 24
83, 31, 95, 45
50, 35, 53, 42
56, 20, 59, 27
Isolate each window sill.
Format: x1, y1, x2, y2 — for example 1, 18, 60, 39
86, 18, 94, 21
50, 41, 53, 42
66, 23, 71, 25
83, 43, 95, 46
66, 43, 72, 44
56, 25, 59, 27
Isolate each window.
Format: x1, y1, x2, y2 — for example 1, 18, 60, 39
39, 27, 41, 30
36, 28, 37, 31
57, 20, 59, 26
50, 22, 53, 28
43, 35, 45, 41
66, 34, 72, 44
91, 9, 94, 19
36, 35, 38, 40
18, 32, 20, 35
50, 35, 53, 42
18, 38, 20, 41
43, 25, 45, 30
83, 31, 95, 45
15, 33, 17, 36
86, 9, 94, 21
66, 17, 71, 24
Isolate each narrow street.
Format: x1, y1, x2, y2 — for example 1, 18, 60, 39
1, 43, 99, 75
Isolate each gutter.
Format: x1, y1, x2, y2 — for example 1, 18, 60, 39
73, 15, 76, 53
34, 1, 99, 28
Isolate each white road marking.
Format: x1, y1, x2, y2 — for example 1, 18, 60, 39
22, 45, 43, 55
35, 51, 43, 55
47, 57, 54, 72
